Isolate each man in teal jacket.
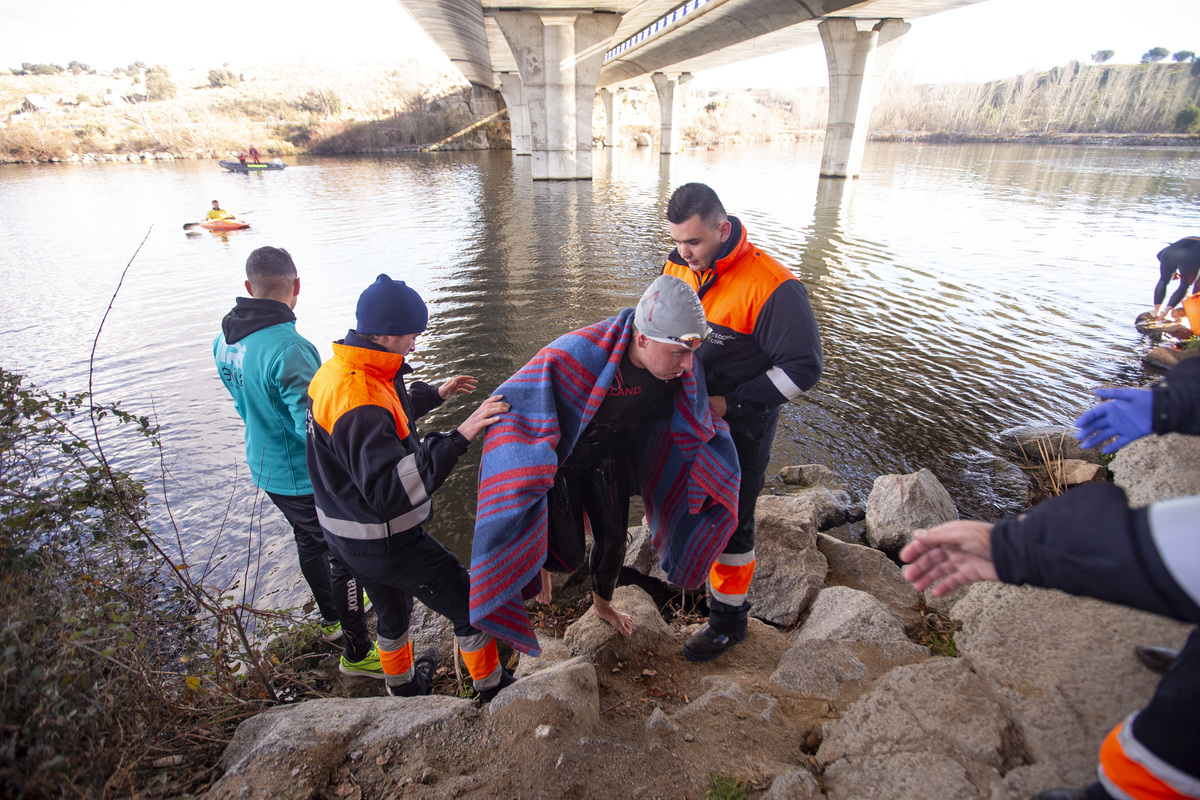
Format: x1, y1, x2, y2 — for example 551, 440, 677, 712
213, 246, 378, 677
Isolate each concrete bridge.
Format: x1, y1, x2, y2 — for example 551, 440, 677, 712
399, 0, 986, 179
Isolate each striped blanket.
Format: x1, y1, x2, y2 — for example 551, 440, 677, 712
469, 308, 741, 655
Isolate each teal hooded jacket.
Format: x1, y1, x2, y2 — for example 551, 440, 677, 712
214, 297, 322, 496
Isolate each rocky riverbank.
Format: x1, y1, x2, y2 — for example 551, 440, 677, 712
198, 425, 1199, 800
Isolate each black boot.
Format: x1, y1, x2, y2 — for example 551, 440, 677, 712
683, 600, 749, 662
386, 647, 439, 697
1134, 644, 1180, 675
1031, 790, 1086, 800
477, 668, 517, 703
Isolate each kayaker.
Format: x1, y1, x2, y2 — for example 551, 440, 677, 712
206, 200, 233, 221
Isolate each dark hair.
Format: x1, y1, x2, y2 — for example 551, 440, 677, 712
667, 182, 726, 226
245, 246, 297, 296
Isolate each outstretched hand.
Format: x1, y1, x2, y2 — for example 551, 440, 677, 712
456, 394, 509, 442
439, 375, 478, 399
1074, 386, 1154, 454
900, 521, 999, 596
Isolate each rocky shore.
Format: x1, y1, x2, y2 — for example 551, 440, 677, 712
199, 425, 1199, 800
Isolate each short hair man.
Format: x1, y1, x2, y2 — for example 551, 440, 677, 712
306, 275, 515, 699
213, 246, 375, 675
207, 200, 232, 221
663, 182, 823, 662
470, 275, 741, 655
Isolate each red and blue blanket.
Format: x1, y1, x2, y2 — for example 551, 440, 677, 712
469, 308, 740, 655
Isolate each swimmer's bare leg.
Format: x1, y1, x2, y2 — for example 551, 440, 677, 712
537, 568, 553, 604
592, 592, 634, 636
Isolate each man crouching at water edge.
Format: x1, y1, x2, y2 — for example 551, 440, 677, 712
305, 274, 517, 701
468, 275, 741, 657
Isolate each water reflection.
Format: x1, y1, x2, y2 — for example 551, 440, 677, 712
1, 141, 1198, 612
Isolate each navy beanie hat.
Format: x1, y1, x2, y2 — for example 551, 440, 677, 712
355, 274, 428, 336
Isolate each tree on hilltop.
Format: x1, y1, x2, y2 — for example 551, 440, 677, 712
1141, 47, 1170, 63
1091, 50, 1115, 64
68, 60, 90, 75
1172, 50, 1195, 63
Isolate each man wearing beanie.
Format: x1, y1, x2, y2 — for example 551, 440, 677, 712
663, 183, 823, 662
213, 246, 374, 676
470, 275, 741, 656
306, 274, 515, 700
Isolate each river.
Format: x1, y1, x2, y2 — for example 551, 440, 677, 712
2, 141, 1198, 613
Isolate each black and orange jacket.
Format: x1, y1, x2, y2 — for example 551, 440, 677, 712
305, 332, 468, 543
663, 216, 822, 417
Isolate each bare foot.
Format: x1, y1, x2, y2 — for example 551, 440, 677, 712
536, 568, 552, 604
592, 594, 634, 637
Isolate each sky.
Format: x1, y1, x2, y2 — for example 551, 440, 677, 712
2, 0, 1199, 87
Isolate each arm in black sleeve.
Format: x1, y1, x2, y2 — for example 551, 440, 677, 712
409, 380, 446, 420
1152, 357, 1200, 435
992, 482, 1200, 623
726, 280, 823, 408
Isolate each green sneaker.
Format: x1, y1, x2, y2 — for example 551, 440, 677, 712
317, 619, 343, 642
361, 590, 373, 614
339, 643, 385, 679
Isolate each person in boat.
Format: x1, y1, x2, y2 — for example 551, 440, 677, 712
902, 357, 1200, 800
661, 182, 823, 663
213, 246, 377, 678
1152, 236, 1200, 319
206, 200, 233, 221
305, 275, 516, 701
469, 275, 740, 656
249, 146, 260, 164
237, 153, 247, 166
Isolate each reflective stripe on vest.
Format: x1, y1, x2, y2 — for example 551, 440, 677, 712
709, 550, 756, 605
316, 499, 432, 540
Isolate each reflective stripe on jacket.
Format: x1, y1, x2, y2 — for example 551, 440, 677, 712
663, 215, 822, 414
305, 333, 467, 542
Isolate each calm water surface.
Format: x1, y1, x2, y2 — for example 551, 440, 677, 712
2, 142, 1198, 611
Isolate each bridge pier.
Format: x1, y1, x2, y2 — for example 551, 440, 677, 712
599, 87, 625, 147
651, 72, 692, 155
498, 72, 532, 156
818, 18, 910, 178
491, 10, 622, 180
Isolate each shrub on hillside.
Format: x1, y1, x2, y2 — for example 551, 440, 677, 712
1175, 101, 1200, 133
145, 66, 176, 101
208, 68, 240, 88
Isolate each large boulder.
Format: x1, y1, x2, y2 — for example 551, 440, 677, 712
951, 582, 1193, 794
817, 658, 1021, 800
816, 533, 922, 628
1109, 431, 1200, 507
203, 696, 477, 799
996, 425, 1106, 466
488, 655, 600, 730
771, 587, 928, 703
864, 469, 957, 554
747, 494, 828, 626
562, 584, 674, 661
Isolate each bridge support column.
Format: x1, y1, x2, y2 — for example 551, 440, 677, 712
599, 87, 624, 147
818, 18, 909, 178
498, 72, 531, 156
492, 11, 622, 180
651, 72, 692, 155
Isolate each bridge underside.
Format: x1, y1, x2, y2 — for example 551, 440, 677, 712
398, 0, 986, 178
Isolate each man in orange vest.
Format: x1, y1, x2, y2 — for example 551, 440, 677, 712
662, 183, 823, 662
305, 275, 516, 700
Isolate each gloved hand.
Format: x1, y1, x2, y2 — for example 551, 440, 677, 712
1074, 387, 1154, 454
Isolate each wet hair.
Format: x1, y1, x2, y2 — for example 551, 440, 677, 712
245, 246, 297, 297
667, 182, 727, 227
212, 199, 219, 204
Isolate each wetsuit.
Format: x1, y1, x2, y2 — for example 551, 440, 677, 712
544, 358, 677, 600
1153, 236, 1200, 309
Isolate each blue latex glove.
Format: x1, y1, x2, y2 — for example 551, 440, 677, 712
1074, 387, 1154, 454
